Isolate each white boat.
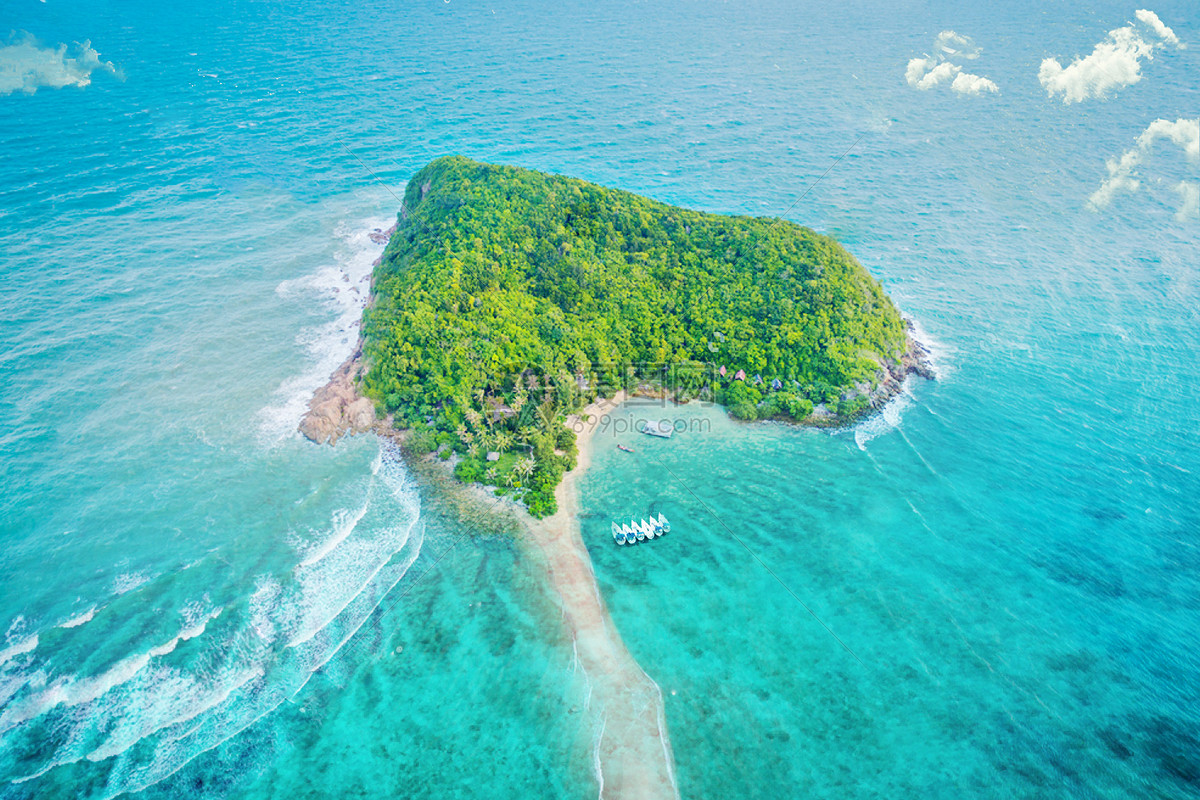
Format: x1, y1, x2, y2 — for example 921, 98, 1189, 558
622, 522, 635, 544
640, 519, 655, 539
612, 521, 626, 545
640, 420, 674, 438
634, 520, 646, 542
657, 512, 670, 533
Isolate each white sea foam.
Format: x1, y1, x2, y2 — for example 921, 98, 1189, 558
0, 650, 153, 732
285, 449, 422, 669
116, 498, 423, 799
84, 665, 264, 763
0, 668, 37, 708
592, 710, 607, 799
908, 316, 953, 381
299, 497, 372, 568
285, 489, 421, 650
855, 390, 913, 451
0, 634, 38, 666
257, 216, 391, 445
248, 576, 282, 647
59, 607, 97, 629
112, 571, 152, 595
147, 607, 223, 658
850, 317, 949, 450
5, 445, 424, 799
0, 605, 224, 732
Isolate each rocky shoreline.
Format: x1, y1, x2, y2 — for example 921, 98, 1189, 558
822, 326, 935, 425
297, 222, 394, 446
297, 348, 376, 445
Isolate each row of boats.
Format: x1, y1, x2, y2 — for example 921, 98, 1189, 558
611, 513, 671, 545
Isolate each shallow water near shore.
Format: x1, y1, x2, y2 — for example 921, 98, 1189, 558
3, 0, 1199, 797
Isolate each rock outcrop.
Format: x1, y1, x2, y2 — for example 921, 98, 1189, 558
298, 221, 397, 446
864, 328, 936, 410
298, 349, 376, 445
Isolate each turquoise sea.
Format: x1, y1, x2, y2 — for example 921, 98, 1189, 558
1, 0, 1197, 797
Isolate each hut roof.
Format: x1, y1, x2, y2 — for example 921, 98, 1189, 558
485, 396, 516, 420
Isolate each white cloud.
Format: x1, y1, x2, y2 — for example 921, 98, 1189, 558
1089, 118, 1200, 218
1174, 181, 1200, 221
1135, 9, 1180, 48
0, 33, 116, 97
1039, 10, 1182, 104
951, 72, 999, 96
934, 30, 981, 60
914, 61, 960, 90
905, 56, 937, 87
906, 31, 998, 97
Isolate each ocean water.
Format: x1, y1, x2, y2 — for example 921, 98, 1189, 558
1, 0, 1197, 797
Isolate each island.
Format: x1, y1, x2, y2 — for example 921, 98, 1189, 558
298, 155, 931, 798
308, 155, 928, 515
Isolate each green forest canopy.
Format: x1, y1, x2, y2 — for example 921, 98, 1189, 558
362, 156, 908, 516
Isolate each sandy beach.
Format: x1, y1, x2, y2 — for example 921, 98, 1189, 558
521, 391, 679, 800
303, 372, 679, 798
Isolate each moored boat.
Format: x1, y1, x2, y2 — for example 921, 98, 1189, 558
611, 515, 672, 545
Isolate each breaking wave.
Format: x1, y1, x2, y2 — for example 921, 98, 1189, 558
256, 217, 390, 445
854, 390, 914, 451
58, 608, 97, 629
0, 444, 422, 799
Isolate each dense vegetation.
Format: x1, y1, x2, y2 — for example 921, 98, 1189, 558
362, 156, 907, 516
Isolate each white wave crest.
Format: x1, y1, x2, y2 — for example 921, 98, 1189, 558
59, 607, 98, 629
0, 634, 38, 666
112, 572, 152, 595
0, 605, 223, 732
2, 445, 424, 799
256, 217, 391, 445
855, 391, 913, 451
286, 454, 420, 648
84, 665, 265, 764
908, 317, 952, 381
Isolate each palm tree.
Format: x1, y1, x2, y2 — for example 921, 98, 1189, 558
516, 456, 536, 479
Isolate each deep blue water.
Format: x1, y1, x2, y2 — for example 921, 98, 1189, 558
1, 0, 1197, 797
